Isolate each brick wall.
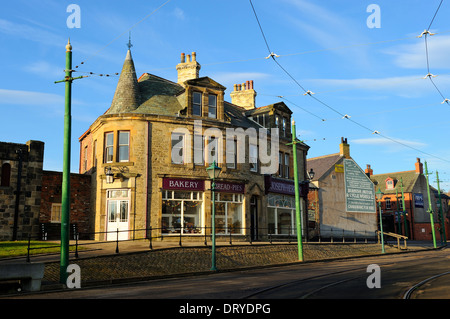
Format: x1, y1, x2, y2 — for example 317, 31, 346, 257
40, 170, 91, 239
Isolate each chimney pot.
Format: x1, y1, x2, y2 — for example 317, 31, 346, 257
181, 53, 185, 63
192, 52, 196, 62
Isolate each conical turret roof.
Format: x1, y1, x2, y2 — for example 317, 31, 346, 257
108, 50, 141, 114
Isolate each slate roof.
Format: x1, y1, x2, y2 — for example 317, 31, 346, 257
369, 170, 420, 194
307, 153, 342, 181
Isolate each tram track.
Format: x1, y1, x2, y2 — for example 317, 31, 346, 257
243, 251, 449, 299
403, 271, 450, 299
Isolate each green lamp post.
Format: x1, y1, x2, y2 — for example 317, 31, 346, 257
376, 188, 385, 254
206, 160, 221, 271
55, 39, 86, 284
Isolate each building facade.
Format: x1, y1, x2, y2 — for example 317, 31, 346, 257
307, 138, 377, 239
79, 50, 310, 241
368, 158, 449, 241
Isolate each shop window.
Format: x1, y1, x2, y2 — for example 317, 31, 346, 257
193, 92, 202, 116
1, 163, 11, 187
171, 133, 185, 164
118, 131, 130, 162
214, 193, 244, 235
208, 94, 217, 118
162, 191, 203, 234
267, 194, 296, 235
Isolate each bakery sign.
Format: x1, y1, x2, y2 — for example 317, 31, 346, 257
162, 178, 204, 191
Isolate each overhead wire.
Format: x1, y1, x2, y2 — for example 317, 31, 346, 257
248, 0, 450, 164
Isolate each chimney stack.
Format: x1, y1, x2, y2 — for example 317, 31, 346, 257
415, 157, 423, 174
230, 80, 257, 110
176, 51, 201, 85
365, 164, 373, 177
339, 137, 350, 159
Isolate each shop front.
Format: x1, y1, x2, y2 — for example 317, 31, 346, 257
161, 177, 245, 237
264, 176, 308, 237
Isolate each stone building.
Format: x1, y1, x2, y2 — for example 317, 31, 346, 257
0, 140, 44, 240
79, 49, 310, 241
307, 138, 377, 239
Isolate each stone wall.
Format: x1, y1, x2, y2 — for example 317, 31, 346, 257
0, 140, 44, 240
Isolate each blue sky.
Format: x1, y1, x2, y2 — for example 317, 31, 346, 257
1, 0, 450, 191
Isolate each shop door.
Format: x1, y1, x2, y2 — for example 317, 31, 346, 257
106, 190, 130, 241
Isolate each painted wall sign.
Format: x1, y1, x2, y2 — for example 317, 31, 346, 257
344, 159, 376, 213
162, 178, 204, 191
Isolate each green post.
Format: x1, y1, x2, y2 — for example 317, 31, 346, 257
396, 189, 401, 235
400, 178, 408, 238
207, 160, 221, 271
424, 161, 437, 248
291, 121, 303, 261
211, 173, 217, 271
376, 188, 385, 254
55, 40, 86, 284
60, 39, 72, 284
436, 171, 447, 245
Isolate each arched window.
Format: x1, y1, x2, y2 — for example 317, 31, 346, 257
1, 163, 11, 187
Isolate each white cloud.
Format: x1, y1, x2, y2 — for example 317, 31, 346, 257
383, 34, 450, 70
25, 61, 64, 79
0, 89, 63, 106
0, 18, 64, 47
306, 74, 450, 98
173, 8, 185, 20
352, 137, 426, 148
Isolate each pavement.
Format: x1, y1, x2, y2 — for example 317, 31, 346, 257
0, 238, 443, 295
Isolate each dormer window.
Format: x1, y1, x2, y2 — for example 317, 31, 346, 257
193, 92, 202, 116
386, 178, 394, 190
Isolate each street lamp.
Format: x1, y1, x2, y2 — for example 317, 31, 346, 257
376, 188, 385, 254
308, 168, 315, 180
206, 160, 221, 271
105, 167, 114, 184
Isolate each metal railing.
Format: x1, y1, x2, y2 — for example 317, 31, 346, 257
19, 225, 379, 262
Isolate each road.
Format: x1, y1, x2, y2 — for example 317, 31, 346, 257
4, 248, 449, 301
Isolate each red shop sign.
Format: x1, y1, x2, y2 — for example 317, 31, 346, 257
162, 178, 205, 191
